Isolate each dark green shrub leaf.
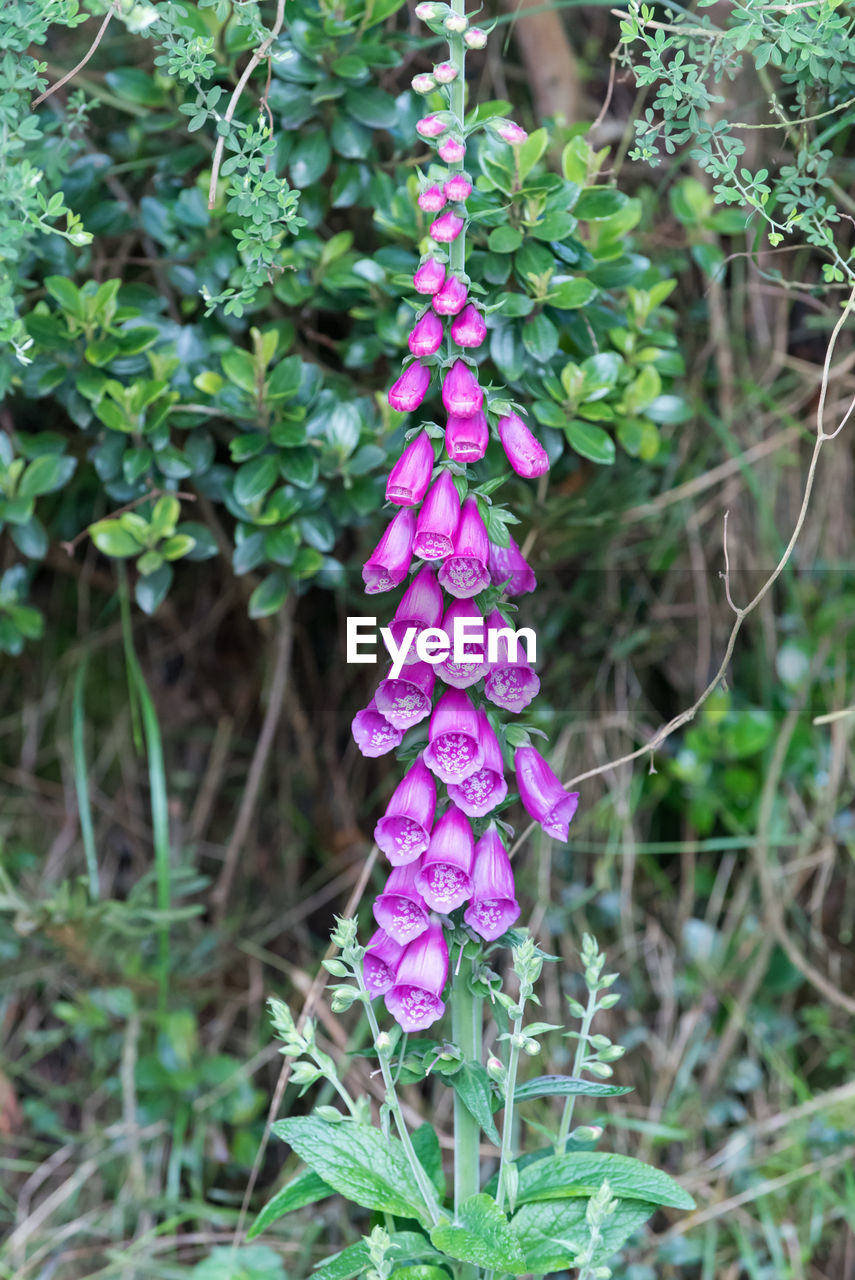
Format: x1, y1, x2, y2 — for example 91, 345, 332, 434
18, 454, 76, 498
248, 572, 290, 619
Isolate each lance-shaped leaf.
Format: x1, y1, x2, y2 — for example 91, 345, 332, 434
514, 1074, 633, 1102
515, 1152, 695, 1210
430, 1195, 525, 1272
447, 1063, 501, 1144
246, 1167, 333, 1240
312, 1232, 442, 1280
512, 1197, 656, 1272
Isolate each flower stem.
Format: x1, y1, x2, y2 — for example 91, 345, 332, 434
555, 984, 598, 1155
447, 0, 466, 284
451, 956, 483, 1220
495, 1013, 523, 1214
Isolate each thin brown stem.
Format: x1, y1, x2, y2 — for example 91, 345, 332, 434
32, 3, 118, 107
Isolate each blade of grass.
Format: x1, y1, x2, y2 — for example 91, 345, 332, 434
71, 657, 99, 900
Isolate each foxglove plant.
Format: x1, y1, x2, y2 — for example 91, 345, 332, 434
261, 6, 694, 1274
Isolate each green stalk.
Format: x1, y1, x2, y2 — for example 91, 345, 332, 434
71, 657, 99, 899
555, 985, 598, 1154
495, 1014, 523, 1214
447, 0, 466, 284
452, 958, 483, 1217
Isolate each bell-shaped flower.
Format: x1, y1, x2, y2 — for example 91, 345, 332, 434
373, 859, 430, 944
435, 598, 489, 689
385, 920, 448, 1032
496, 120, 528, 144
438, 136, 466, 163
416, 114, 447, 139
389, 361, 431, 413
463, 826, 520, 941
408, 311, 444, 358
514, 745, 580, 842
418, 185, 447, 212
352, 696, 405, 758
363, 507, 415, 594
438, 495, 490, 599
448, 709, 509, 817
497, 412, 550, 478
414, 470, 461, 561
444, 173, 473, 202
415, 804, 475, 912
488, 534, 536, 596
430, 211, 465, 243
423, 687, 484, 784
363, 929, 405, 997
386, 565, 444, 666
414, 257, 446, 295
445, 409, 488, 463
386, 431, 434, 506
432, 274, 468, 316
442, 360, 483, 417
375, 660, 435, 730
484, 608, 540, 712
375, 755, 436, 865
450, 305, 487, 349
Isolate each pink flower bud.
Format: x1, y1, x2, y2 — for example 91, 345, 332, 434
389, 361, 431, 412
408, 310, 444, 357
424, 687, 485, 784
374, 860, 430, 944
464, 26, 488, 48
515, 745, 580, 842
430, 210, 465, 243
411, 73, 437, 95
414, 256, 446, 295
438, 135, 466, 163
414, 1, 441, 18
376, 660, 436, 730
438, 495, 491, 599
352, 697, 405, 758
416, 114, 447, 139
450, 303, 487, 348
362, 507, 415, 593
375, 756, 437, 865
386, 430, 435, 506
496, 120, 528, 144
488, 534, 536, 596
445, 409, 488, 463
497, 411, 550, 478
449, 711, 509, 819
418, 184, 447, 213
433, 61, 458, 84
386, 565, 444, 665
385, 922, 448, 1032
363, 929, 405, 997
416, 805, 475, 911
442, 359, 482, 416
414, 470, 461, 561
463, 826, 520, 940
444, 13, 468, 32
432, 273, 468, 316
443, 173, 473, 202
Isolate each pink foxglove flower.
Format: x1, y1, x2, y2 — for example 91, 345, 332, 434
386, 431, 435, 506
432, 274, 468, 316
496, 120, 528, 144
375, 660, 436, 730
433, 61, 458, 84
435, 598, 489, 689
374, 859, 430, 944
408, 311, 444, 357
424, 686, 484, 783
497, 411, 550, 478
438, 136, 466, 163
385, 921, 448, 1032
375, 755, 436, 865
389, 361, 431, 412
418, 185, 447, 213
416, 804, 474, 911
416, 114, 447, 139
430, 211, 465, 243
352, 697, 405, 757
484, 608, 540, 713
488, 534, 536, 596
363, 929, 405, 996
414, 470, 461, 561
438, 495, 490, 598
515, 745, 580, 842
414, 257, 446, 295
448, 709, 508, 817
442, 359, 483, 416
463, 826, 520, 941
444, 173, 473, 202
363, 507, 415, 593
445, 409, 488, 463
386, 565, 444, 665
451, 304, 487, 348
464, 26, 487, 48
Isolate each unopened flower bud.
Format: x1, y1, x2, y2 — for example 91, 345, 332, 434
496, 120, 528, 145
523, 1038, 541, 1056
573, 1125, 603, 1143
486, 1055, 505, 1080
412, 73, 437, 95
438, 135, 466, 163
464, 26, 487, 48
587, 1060, 614, 1079
415, 1, 441, 18
376, 1031, 393, 1054
434, 61, 458, 84
444, 13, 468, 32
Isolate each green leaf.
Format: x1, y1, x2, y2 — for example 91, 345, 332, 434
522, 313, 558, 363
313, 1233, 438, 1280
411, 1124, 446, 1201
280, 447, 319, 489
104, 67, 166, 106
135, 563, 173, 615
190, 1243, 286, 1280
565, 421, 614, 465
575, 188, 628, 221
621, 365, 661, 414
344, 85, 398, 128
516, 1152, 695, 1210
512, 1197, 655, 1272
488, 226, 523, 254
18, 453, 76, 498
290, 131, 332, 188
448, 1064, 501, 1144
514, 1075, 633, 1102
546, 277, 596, 309
44, 276, 84, 318
10, 516, 48, 560
247, 1168, 333, 1240
90, 519, 145, 557
222, 349, 258, 396
430, 1195, 524, 1273
273, 1116, 431, 1222
235, 455, 279, 508
248, 572, 291, 619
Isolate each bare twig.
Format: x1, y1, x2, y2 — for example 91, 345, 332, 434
720, 509, 738, 613
32, 3, 118, 107
207, 0, 287, 208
